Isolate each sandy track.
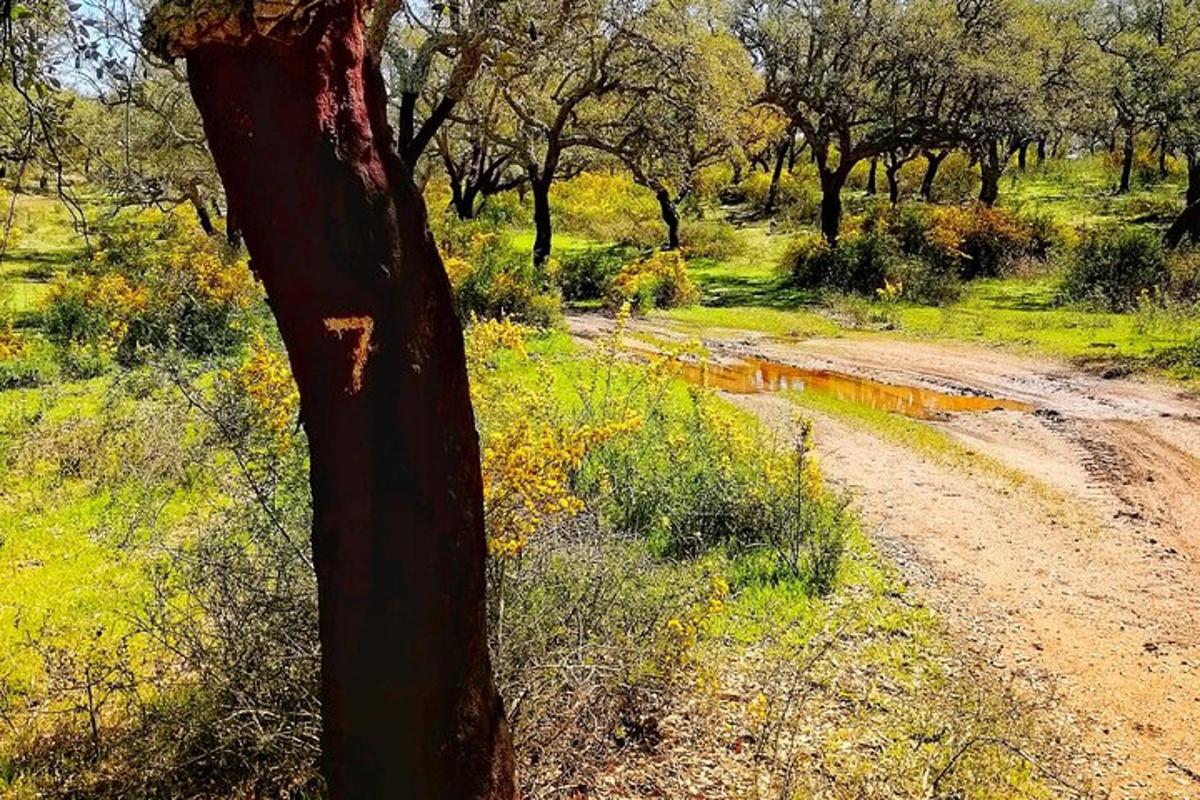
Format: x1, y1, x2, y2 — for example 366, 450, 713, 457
569, 314, 1200, 798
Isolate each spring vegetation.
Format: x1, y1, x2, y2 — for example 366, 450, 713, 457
2, 0, 1200, 795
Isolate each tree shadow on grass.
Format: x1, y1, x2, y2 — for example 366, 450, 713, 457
696, 272, 822, 309
966, 281, 1060, 312
4, 247, 80, 272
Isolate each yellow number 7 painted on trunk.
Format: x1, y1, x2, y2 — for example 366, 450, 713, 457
323, 315, 374, 394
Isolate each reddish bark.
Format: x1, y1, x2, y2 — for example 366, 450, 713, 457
173, 2, 515, 796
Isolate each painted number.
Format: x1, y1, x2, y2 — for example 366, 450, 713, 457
323, 315, 374, 394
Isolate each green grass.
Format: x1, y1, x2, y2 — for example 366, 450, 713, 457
654, 304, 840, 339
891, 277, 1200, 369
684, 224, 816, 307
1002, 156, 1185, 227
0, 194, 85, 318
0, 377, 213, 693
706, 525, 1064, 797
505, 229, 601, 257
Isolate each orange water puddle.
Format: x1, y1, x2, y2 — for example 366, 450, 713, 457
674, 356, 1033, 419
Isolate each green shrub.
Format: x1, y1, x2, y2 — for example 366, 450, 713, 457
609, 250, 700, 311
440, 231, 562, 326
551, 171, 662, 247
679, 219, 744, 259
786, 229, 898, 296
1167, 246, 1200, 304
891, 257, 962, 305
580, 377, 850, 588
42, 209, 257, 367
1019, 209, 1071, 261
1060, 226, 1169, 311
558, 246, 634, 302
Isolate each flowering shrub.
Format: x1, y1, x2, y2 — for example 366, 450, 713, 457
439, 230, 561, 327
0, 315, 24, 361
482, 414, 643, 557
609, 250, 700, 311
660, 574, 730, 670
223, 336, 300, 451
551, 171, 662, 248
465, 315, 848, 587
44, 209, 257, 367
467, 318, 641, 557
927, 205, 1032, 279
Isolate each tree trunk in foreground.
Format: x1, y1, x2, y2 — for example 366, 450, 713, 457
656, 187, 680, 250
150, 2, 517, 797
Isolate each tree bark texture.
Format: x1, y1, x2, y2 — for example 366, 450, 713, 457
531, 173, 553, 267
819, 168, 847, 246
1119, 128, 1134, 194
656, 187, 680, 250
162, 2, 517, 797
920, 150, 945, 201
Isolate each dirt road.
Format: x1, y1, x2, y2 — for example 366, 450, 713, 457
569, 314, 1200, 798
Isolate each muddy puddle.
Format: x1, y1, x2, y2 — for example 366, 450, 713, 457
674, 356, 1033, 419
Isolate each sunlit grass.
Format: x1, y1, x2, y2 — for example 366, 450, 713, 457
0, 194, 86, 317
654, 304, 840, 339
505, 229, 600, 256
891, 277, 1200, 369
1001, 155, 1185, 227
